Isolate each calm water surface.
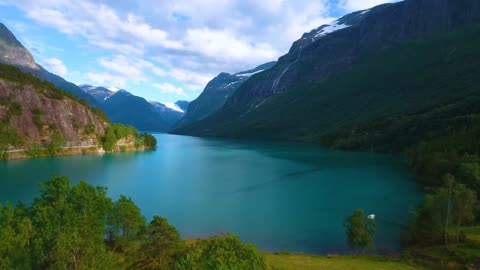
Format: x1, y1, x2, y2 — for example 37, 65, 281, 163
0, 134, 422, 254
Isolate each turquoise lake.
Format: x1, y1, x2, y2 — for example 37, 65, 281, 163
0, 134, 423, 254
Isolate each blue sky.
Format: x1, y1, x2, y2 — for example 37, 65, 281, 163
0, 0, 397, 104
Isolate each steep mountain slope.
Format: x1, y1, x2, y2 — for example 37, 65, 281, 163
175, 62, 276, 128
0, 62, 108, 153
0, 23, 99, 106
174, 0, 480, 150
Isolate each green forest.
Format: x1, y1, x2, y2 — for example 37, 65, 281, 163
0, 176, 266, 270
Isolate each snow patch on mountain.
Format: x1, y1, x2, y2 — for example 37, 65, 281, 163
224, 81, 242, 88
236, 69, 264, 77
165, 102, 184, 113
314, 21, 350, 38
108, 86, 120, 92
360, 9, 371, 15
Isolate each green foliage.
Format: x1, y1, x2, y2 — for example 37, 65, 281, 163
407, 176, 478, 246
0, 124, 23, 150
198, 234, 266, 270
0, 97, 24, 149
131, 216, 184, 269
0, 203, 34, 269
84, 123, 96, 135
0, 97, 23, 123
174, 235, 267, 270
31, 176, 114, 269
25, 144, 44, 158
102, 124, 156, 151
103, 127, 118, 152
8, 102, 22, 117
107, 195, 145, 244
0, 176, 276, 270
90, 107, 109, 123
139, 133, 157, 149
46, 133, 65, 156
344, 209, 376, 251
31, 108, 44, 130
102, 124, 138, 151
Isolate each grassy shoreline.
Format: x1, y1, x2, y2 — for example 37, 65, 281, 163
264, 253, 423, 270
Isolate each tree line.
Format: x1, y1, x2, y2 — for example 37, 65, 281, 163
0, 176, 265, 270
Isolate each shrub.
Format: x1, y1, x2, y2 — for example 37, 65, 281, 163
84, 124, 96, 135
46, 133, 65, 156
26, 144, 44, 158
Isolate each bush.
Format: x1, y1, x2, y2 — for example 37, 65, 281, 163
8, 102, 22, 117
174, 235, 266, 270
84, 124, 96, 135
46, 133, 65, 156
0, 124, 23, 149
140, 133, 157, 149
0, 150, 6, 160
102, 124, 155, 152
25, 144, 44, 158
31, 108, 44, 130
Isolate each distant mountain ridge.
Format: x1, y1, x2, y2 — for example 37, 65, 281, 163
175, 61, 276, 129
81, 85, 186, 132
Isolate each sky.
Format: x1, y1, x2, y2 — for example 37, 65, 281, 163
0, 0, 398, 104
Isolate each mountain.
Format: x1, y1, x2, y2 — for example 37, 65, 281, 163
80, 85, 115, 103
96, 89, 178, 132
150, 101, 185, 126
0, 23, 99, 106
174, 100, 190, 112
0, 62, 108, 156
174, 0, 480, 152
175, 62, 276, 128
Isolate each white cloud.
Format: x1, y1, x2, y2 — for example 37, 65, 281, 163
339, 0, 400, 12
86, 72, 127, 88
153, 83, 186, 96
184, 28, 278, 64
41, 58, 68, 76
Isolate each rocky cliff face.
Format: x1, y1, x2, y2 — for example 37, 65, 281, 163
0, 79, 107, 148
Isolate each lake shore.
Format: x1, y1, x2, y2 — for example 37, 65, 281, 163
1, 144, 153, 160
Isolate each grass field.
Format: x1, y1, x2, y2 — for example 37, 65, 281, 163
265, 254, 424, 270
